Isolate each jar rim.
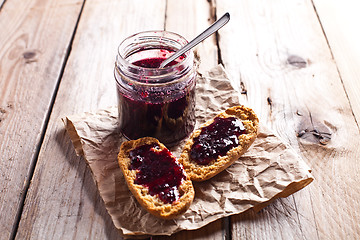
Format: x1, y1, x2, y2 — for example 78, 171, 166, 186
115, 30, 194, 82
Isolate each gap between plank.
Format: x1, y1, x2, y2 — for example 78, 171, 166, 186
212, 0, 223, 65
310, 0, 360, 133
9, 1, 88, 239
211, 0, 230, 238
163, 0, 168, 30
210, 0, 230, 236
223, 217, 232, 240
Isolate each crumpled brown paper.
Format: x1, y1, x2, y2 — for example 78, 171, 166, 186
62, 65, 313, 237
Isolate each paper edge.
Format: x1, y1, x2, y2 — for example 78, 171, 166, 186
61, 117, 85, 156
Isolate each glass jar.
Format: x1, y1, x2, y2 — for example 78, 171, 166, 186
114, 31, 197, 146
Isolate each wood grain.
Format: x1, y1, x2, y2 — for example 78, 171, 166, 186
216, 0, 360, 239
156, 219, 227, 240
2, 0, 359, 239
165, 0, 218, 73
312, 0, 360, 126
0, 0, 83, 238
15, 0, 166, 239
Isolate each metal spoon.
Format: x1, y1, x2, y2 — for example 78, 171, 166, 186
159, 12, 230, 68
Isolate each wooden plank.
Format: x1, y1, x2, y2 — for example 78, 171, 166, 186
154, 1, 224, 239
15, 0, 166, 239
165, 0, 218, 73
0, 0, 83, 238
312, 0, 360, 126
156, 219, 227, 240
216, 0, 360, 239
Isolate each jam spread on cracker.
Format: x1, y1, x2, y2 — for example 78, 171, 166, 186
129, 143, 186, 204
190, 117, 246, 165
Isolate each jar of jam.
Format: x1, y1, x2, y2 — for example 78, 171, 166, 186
114, 31, 197, 146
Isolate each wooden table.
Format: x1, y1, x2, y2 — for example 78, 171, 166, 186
1, 0, 360, 239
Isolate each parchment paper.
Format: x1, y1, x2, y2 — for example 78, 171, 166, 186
62, 65, 313, 237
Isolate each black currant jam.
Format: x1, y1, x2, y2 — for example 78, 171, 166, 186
132, 57, 179, 68
115, 31, 196, 146
117, 86, 195, 145
190, 117, 247, 165
129, 143, 186, 204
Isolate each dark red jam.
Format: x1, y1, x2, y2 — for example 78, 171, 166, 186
129, 143, 186, 204
190, 117, 246, 165
117, 57, 195, 146
132, 57, 178, 68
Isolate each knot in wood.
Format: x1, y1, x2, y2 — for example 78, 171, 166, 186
23, 51, 38, 63
23, 51, 36, 59
287, 55, 307, 68
296, 114, 333, 145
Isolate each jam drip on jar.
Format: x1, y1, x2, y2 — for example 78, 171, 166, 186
190, 117, 247, 165
129, 143, 186, 204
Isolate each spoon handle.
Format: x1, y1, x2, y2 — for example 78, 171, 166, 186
160, 12, 230, 68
